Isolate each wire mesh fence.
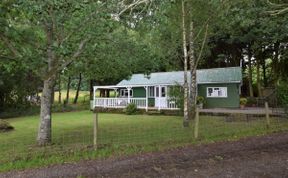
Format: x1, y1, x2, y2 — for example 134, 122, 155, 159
0, 107, 287, 167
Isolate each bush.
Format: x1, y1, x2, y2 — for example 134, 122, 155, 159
196, 96, 205, 104
125, 103, 138, 115
246, 97, 257, 106
240, 98, 247, 105
277, 82, 288, 117
0, 106, 40, 119
0, 120, 14, 132
168, 85, 184, 112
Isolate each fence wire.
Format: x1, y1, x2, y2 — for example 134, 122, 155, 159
0, 108, 287, 166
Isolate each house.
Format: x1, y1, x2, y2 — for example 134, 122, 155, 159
92, 67, 242, 111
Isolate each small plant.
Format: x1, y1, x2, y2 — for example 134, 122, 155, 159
196, 96, 205, 104
277, 81, 288, 118
0, 120, 14, 132
196, 96, 205, 109
125, 103, 138, 115
240, 98, 247, 109
246, 97, 257, 107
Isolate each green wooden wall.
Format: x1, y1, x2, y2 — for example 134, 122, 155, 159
133, 87, 146, 97
122, 84, 240, 108
133, 87, 155, 106
197, 83, 240, 108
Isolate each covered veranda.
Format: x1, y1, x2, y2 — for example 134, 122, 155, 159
92, 85, 179, 111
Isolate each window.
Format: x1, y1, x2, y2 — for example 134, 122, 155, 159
148, 86, 155, 97
119, 89, 133, 97
154, 86, 167, 97
207, 87, 227, 98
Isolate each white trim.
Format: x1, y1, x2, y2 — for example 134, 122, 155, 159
119, 88, 133, 98
148, 86, 155, 98
93, 81, 241, 90
144, 86, 148, 111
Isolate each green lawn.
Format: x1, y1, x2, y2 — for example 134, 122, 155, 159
0, 111, 287, 172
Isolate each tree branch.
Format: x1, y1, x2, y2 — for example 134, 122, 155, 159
115, 0, 151, 20
60, 2, 107, 46
0, 34, 21, 58
195, 24, 209, 70
43, 37, 90, 80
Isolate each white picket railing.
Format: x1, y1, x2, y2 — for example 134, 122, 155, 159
167, 98, 178, 109
130, 98, 146, 108
94, 98, 146, 109
93, 97, 179, 110
155, 98, 178, 109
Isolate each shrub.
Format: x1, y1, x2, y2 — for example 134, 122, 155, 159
168, 85, 184, 112
240, 98, 247, 105
0, 120, 14, 132
196, 96, 205, 104
277, 82, 288, 117
125, 103, 138, 115
246, 97, 257, 106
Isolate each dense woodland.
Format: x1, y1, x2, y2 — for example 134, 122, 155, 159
0, 0, 288, 144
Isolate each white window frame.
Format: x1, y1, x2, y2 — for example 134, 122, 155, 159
148, 86, 155, 98
119, 89, 133, 97
207, 87, 227, 98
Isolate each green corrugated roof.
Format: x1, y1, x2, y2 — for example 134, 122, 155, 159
117, 67, 242, 86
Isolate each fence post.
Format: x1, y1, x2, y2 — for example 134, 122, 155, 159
265, 102, 270, 129
194, 107, 199, 139
93, 112, 98, 150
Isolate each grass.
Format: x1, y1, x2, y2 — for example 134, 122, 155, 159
0, 111, 287, 172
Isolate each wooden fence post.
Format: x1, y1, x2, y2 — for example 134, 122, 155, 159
93, 112, 98, 150
265, 102, 270, 129
194, 107, 199, 139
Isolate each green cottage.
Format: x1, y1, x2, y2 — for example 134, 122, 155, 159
93, 67, 242, 110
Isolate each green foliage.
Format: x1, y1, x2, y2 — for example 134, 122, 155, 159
277, 82, 288, 117
0, 120, 14, 132
125, 103, 138, 115
240, 98, 248, 105
196, 96, 205, 104
246, 97, 257, 106
168, 86, 184, 112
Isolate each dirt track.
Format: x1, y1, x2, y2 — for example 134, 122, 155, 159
1, 132, 288, 178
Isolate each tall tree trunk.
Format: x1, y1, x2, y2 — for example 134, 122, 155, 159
51, 86, 55, 104
58, 74, 62, 104
0, 92, 4, 111
188, 21, 197, 120
256, 58, 262, 97
262, 58, 267, 87
73, 73, 82, 104
37, 22, 56, 146
90, 79, 94, 100
272, 42, 280, 87
65, 76, 71, 105
182, 0, 189, 127
247, 46, 254, 97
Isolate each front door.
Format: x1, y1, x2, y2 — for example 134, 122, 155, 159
155, 86, 167, 108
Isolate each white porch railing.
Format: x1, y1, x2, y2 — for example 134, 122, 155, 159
93, 97, 179, 110
167, 98, 178, 109
94, 98, 146, 109
155, 98, 179, 109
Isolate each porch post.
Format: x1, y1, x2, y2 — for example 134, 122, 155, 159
127, 87, 131, 104
158, 85, 161, 111
144, 86, 148, 112
93, 87, 97, 109
114, 89, 118, 98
